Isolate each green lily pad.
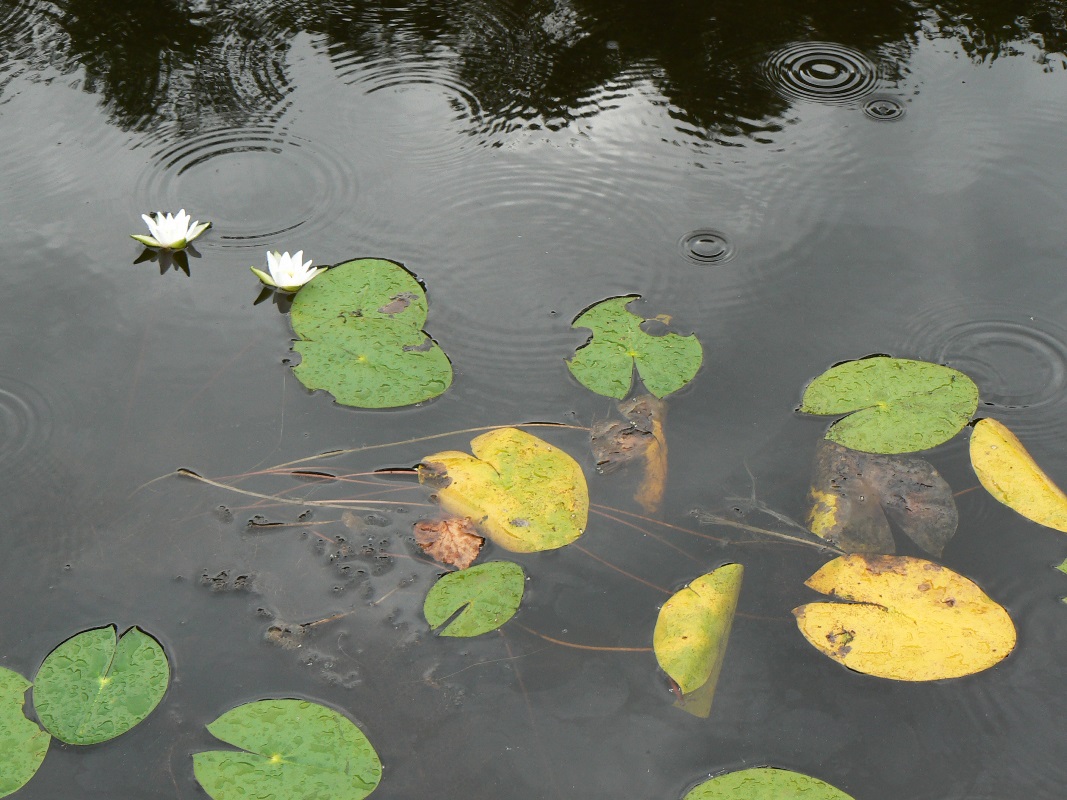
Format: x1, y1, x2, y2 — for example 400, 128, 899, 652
424, 561, 525, 637
567, 296, 703, 399
419, 427, 589, 553
799, 356, 978, 454
653, 564, 742, 717
684, 767, 855, 799
32, 626, 169, 745
193, 699, 382, 800
290, 258, 453, 408
0, 667, 49, 797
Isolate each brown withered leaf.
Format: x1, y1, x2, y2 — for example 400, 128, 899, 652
590, 395, 667, 513
414, 517, 485, 569
808, 439, 957, 557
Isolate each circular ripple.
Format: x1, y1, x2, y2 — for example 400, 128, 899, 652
901, 303, 1067, 443
863, 96, 906, 121
764, 42, 878, 105
678, 229, 735, 265
134, 126, 358, 249
0, 377, 52, 471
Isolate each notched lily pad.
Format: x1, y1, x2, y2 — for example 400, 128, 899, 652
193, 698, 381, 800
32, 625, 169, 745
0, 667, 50, 798
807, 439, 957, 556
423, 561, 525, 637
419, 428, 588, 553
793, 555, 1016, 681
567, 296, 703, 399
290, 258, 452, 408
654, 564, 742, 717
799, 356, 978, 454
684, 767, 855, 800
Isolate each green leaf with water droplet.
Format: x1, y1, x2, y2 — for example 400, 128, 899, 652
32, 626, 169, 745
193, 699, 382, 800
684, 767, 855, 800
290, 258, 453, 408
424, 561, 525, 637
0, 667, 49, 797
567, 296, 703, 399
799, 356, 978, 454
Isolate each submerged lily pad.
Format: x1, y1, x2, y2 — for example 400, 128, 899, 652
799, 356, 978, 453
419, 428, 588, 553
567, 296, 703, 399
685, 767, 855, 799
193, 699, 381, 800
32, 626, 169, 745
0, 667, 49, 798
423, 561, 525, 637
290, 258, 452, 408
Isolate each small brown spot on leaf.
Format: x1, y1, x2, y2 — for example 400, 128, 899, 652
378, 292, 416, 315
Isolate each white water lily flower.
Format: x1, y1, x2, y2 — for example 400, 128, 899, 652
250, 250, 326, 292
131, 209, 211, 249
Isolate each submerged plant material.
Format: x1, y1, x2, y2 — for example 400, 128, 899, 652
590, 394, 668, 513
793, 555, 1016, 681
290, 258, 453, 408
567, 296, 703, 399
130, 209, 210, 250
684, 767, 856, 799
0, 667, 49, 798
251, 250, 326, 292
423, 561, 525, 637
807, 439, 957, 556
799, 356, 979, 454
32, 626, 169, 745
193, 699, 381, 800
653, 564, 742, 717
969, 417, 1067, 532
419, 427, 588, 553
413, 516, 484, 569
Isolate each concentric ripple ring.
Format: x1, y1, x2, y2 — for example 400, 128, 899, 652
764, 42, 878, 104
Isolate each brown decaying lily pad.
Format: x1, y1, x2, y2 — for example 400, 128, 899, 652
414, 517, 485, 569
590, 395, 667, 513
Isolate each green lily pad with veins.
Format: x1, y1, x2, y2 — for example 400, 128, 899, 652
32, 626, 169, 745
684, 767, 855, 800
799, 356, 978, 454
193, 699, 382, 800
423, 561, 525, 637
290, 258, 453, 408
0, 667, 49, 797
567, 296, 703, 399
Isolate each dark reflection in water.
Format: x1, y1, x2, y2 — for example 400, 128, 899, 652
2, 0, 1065, 137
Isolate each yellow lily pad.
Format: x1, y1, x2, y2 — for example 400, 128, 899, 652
418, 428, 588, 553
653, 564, 743, 714
969, 417, 1067, 533
794, 555, 1016, 681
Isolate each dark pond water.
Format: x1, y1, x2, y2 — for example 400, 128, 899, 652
3, 0, 1067, 797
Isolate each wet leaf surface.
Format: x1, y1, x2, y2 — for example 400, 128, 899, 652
0, 667, 49, 798
423, 561, 525, 637
419, 427, 588, 552
32, 626, 169, 745
653, 564, 742, 715
290, 259, 452, 408
414, 516, 485, 569
684, 767, 855, 799
567, 296, 702, 399
591, 395, 668, 513
969, 417, 1067, 532
800, 356, 978, 453
808, 439, 957, 556
192, 698, 381, 800
793, 555, 1016, 681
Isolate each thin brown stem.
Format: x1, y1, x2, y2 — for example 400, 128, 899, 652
515, 623, 652, 653
572, 544, 670, 594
